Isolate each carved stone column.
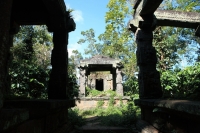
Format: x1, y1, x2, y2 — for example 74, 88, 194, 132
116, 68, 123, 96
135, 19, 162, 99
129, 1, 163, 98
79, 68, 86, 97
48, 29, 68, 99
0, 0, 13, 108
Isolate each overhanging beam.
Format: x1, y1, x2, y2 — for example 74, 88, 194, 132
134, 0, 163, 15
155, 9, 200, 29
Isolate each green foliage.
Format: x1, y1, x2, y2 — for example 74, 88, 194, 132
97, 100, 105, 108
123, 76, 139, 98
10, 59, 50, 99
108, 95, 115, 107
68, 50, 83, 75
10, 25, 52, 99
99, 0, 137, 78
77, 29, 103, 56
77, 101, 140, 127
86, 87, 117, 97
68, 108, 85, 127
161, 63, 200, 99
78, 0, 137, 79
68, 74, 79, 99
155, 0, 200, 71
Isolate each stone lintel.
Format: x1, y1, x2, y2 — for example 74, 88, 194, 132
155, 9, 200, 29
134, 0, 163, 15
195, 25, 200, 37
79, 55, 123, 68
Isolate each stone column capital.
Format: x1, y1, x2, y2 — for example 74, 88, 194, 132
129, 14, 157, 33
47, 12, 76, 33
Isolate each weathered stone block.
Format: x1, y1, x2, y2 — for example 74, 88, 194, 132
0, 109, 29, 132
155, 9, 200, 29
0, 90, 3, 108
9, 118, 45, 133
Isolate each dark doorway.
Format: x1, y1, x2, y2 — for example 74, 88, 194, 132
96, 79, 103, 91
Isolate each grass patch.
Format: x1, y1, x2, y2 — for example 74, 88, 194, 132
76, 101, 140, 127
68, 108, 85, 128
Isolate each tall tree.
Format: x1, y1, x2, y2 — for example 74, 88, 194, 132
77, 0, 138, 78
68, 50, 83, 75
10, 25, 53, 98
153, 0, 200, 71
77, 29, 103, 56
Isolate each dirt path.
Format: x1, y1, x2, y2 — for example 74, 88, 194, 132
71, 116, 138, 133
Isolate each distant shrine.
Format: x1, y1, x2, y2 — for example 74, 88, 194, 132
78, 55, 124, 97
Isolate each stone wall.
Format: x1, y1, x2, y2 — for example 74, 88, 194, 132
0, 0, 13, 108
75, 96, 130, 110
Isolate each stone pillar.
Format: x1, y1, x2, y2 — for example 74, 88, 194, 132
116, 68, 123, 96
48, 29, 68, 99
135, 18, 162, 99
79, 68, 86, 97
0, 0, 13, 108
104, 74, 113, 91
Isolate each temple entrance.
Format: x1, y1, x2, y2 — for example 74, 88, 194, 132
96, 79, 103, 91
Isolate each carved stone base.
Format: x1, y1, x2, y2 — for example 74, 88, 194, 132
116, 84, 123, 96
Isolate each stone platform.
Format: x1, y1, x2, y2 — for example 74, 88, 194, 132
75, 96, 130, 110
134, 99, 200, 133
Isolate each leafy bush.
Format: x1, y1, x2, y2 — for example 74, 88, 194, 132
68, 108, 85, 127
123, 76, 139, 99
68, 74, 79, 99
10, 55, 50, 99
97, 100, 105, 108
161, 63, 200, 99
77, 100, 140, 127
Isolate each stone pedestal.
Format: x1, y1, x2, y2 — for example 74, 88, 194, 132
136, 28, 162, 98
48, 30, 68, 99
79, 68, 86, 97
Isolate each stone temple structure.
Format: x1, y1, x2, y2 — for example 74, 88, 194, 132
78, 55, 124, 97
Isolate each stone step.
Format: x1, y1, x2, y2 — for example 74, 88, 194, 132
71, 126, 131, 133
